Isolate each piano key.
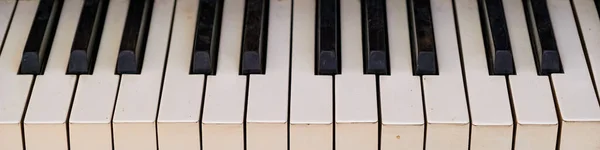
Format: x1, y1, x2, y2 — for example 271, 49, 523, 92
503, 0, 558, 149
0, 1, 39, 149
0, 0, 16, 54
157, 0, 203, 149
523, 0, 562, 75
67, 0, 109, 74
454, 0, 514, 149
201, 0, 247, 149
362, 0, 389, 74
112, 0, 174, 149
68, 0, 128, 149
240, 0, 268, 75
409, 0, 438, 75
480, 0, 515, 75
315, 0, 340, 75
19, 0, 64, 74
115, 0, 153, 74
22, 0, 83, 149
246, 0, 290, 150
190, 0, 223, 75
289, 0, 333, 150
572, 0, 600, 122
335, 0, 377, 150
423, 0, 470, 149
379, 0, 424, 149
545, 0, 600, 149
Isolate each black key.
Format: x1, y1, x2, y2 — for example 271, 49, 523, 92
479, 0, 515, 75
239, 0, 268, 75
19, 0, 64, 74
523, 0, 562, 75
361, 0, 390, 75
190, 0, 224, 75
67, 0, 109, 74
116, 0, 153, 74
409, 0, 437, 75
316, 0, 340, 75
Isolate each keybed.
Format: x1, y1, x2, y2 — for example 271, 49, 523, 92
0, 0, 600, 149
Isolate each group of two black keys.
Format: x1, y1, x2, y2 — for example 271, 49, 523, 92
16, 0, 563, 76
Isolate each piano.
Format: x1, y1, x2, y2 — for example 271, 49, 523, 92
0, 0, 599, 149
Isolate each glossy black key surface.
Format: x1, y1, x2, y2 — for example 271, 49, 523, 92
479, 0, 514, 75
67, 0, 109, 74
523, 0, 562, 75
19, 0, 64, 74
409, 0, 437, 75
191, 0, 224, 75
361, 0, 389, 75
316, 0, 340, 75
116, 0, 153, 74
240, 0, 268, 75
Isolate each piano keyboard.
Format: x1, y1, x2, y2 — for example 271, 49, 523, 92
0, 0, 599, 149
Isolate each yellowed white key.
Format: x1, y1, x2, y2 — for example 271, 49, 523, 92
112, 0, 174, 149
0, 0, 16, 50
422, 0, 470, 149
379, 0, 424, 150
573, 0, 600, 104
545, 0, 600, 149
336, 0, 377, 150
289, 0, 333, 150
454, 0, 514, 149
68, 0, 127, 149
503, 0, 558, 149
156, 0, 203, 149
0, 1, 38, 150
245, 0, 290, 150
201, 0, 246, 150
22, 0, 83, 149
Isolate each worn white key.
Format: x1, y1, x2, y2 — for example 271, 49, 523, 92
0, 1, 38, 150
573, 0, 600, 103
156, 0, 202, 149
112, 0, 174, 149
201, 0, 246, 150
246, 0, 290, 150
546, 0, 600, 149
336, 0, 377, 150
379, 0, 424, 150
23, 0, 82, 149
68, 0, 127, 149
289, 0, 333, 150
0, 0, 16, 50
423, 0, 470, 149
503, 0, 558, 149
454, 0, 513, 149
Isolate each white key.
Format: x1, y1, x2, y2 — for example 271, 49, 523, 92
0, 1, 37, 150
423, 0, 470, 149
23, 0, 82, 149
246, 0, 290, 150
454, 0, 514, 149
156, 0, 202, 149
201, 0, 246, 149
546, 0, 600, 149
573, 0, 600, 105
379, 0, 424, 150
503, 0, 558, 149
68, 0, 127, 149
0, 0, 16, 50
23, 0, 83, 150
336, 0, 377, 150
289, 0, 333, 150
112, 0, 174, 149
